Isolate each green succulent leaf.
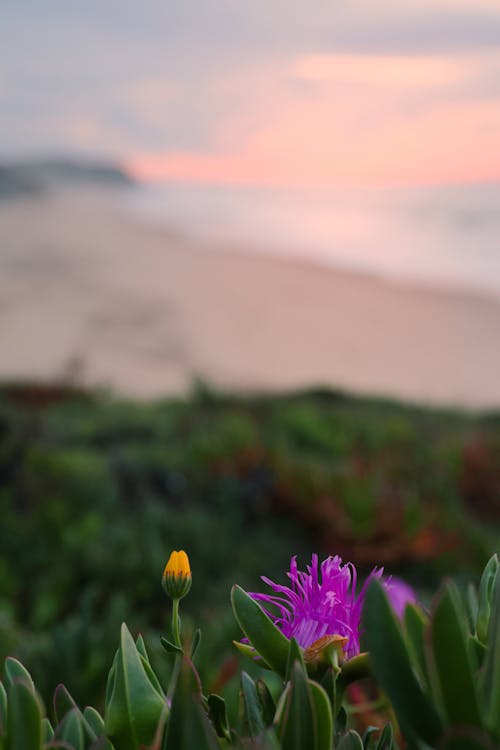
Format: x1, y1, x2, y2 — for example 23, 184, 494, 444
361, 726, 379, 750
308, 679, 333, 750
207, 694, 230, 740
274, 661, 332, 750
467, 583, 479, 629
83, 706, 105, 736
191, 629, 202, 660
285, 638, 306, 683
54, 707, 85, 750
135, 633, 163, 696
134, 634, 149, 662
363, 579, 442, 745
375, 723, 394, 750
320, 668, 337, 720
104, 652, 118, 711
232, 640, 272, 670
276, 661, 316, 750
428, 582, 482, 729
139, 654, 165, 698
256, 680, 276, 727
336, 729, 364, 750
0, 681, 7, 735
41, 717, 54, 744
481, 568, 500, 736
163, 657, 219, 750
4, 659, 35, 694
404, 603, 430, 686
6, 679, 43, 750
160, 637, 183, 656
53, 683, 99, 745
336, 706, 348, 735
240, 671, 266, 739
53, 684, 78, 725
477, 554, 498, 644
468, 635, 487, 668
105, 623, 167, 750
231, 585, 290, 678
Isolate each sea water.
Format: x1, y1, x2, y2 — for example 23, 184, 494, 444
123, 180, 500, 297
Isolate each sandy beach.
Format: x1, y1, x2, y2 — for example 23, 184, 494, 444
1, 188, 500, 409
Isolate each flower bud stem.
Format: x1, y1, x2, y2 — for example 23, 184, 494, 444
172, 598, 181, 649
167, 598, 183, 704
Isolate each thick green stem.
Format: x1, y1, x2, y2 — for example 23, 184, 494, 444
172, 598, 181, 649
167, 598, 183, 703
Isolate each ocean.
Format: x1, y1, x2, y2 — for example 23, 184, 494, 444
123, 180, 500, 297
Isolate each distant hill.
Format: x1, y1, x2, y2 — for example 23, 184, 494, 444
0, 158, 134, 199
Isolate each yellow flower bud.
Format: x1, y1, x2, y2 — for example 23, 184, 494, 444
162, 550, 192, 600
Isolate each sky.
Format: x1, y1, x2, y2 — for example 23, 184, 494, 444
2, 0, 500, 186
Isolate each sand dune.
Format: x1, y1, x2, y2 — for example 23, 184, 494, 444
1, 188, 500, 408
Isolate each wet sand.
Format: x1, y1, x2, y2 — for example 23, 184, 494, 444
1, 188, 500, 409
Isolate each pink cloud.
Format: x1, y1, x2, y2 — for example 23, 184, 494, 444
127, 52, 500, 187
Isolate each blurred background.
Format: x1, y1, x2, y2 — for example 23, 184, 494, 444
1, 0, 499, 711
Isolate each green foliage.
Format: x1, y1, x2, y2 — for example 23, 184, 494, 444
240, 670, 268, 738
0, 534, 408, 750
54, 707, 86, 749
429, 583, 482, 729
4, 555, 500, 749
364, 556, 500, 749
105, 624, 165, 750
337, 731, 364, 750
0, 615, 391, 750
476, 554, 498, 643
481, 566, 500, 736
0, 384, 499, 714
231, 585, 290, 678
5, 677, 43, 750
163, 657, 219, 750
0, 384, 499, 750
275, 660, 332, 750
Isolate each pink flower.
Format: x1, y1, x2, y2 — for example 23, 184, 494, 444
250, 554, 416, 659
381, 576, 417, 619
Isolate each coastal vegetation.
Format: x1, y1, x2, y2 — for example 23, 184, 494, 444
0, 383, 498, 723
1, 545, 499, 748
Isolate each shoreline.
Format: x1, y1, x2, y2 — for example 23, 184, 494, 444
1, 190, 500, 409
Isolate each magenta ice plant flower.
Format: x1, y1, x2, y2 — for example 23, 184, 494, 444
381, 575, 417, 619
250, 554, 416, 660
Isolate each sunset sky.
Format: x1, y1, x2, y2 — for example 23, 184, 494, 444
3, 0, 500, 186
